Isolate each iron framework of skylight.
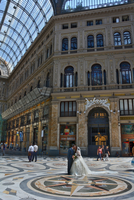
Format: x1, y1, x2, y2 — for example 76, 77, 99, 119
62, 0, 128, 13
0, 0, 54, 73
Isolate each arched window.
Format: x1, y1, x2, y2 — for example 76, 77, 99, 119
91, 64, 102, 85
114, 32, 121, 46
104, 70, 106, 85
123, 31, 131, 45
71, 37, 77, 50
64, 66, 74, 87
96, 34, 103, 47
87, 71, 90, 86
19, 95, 21, 100
60, 73, 63, 87
120, 62, 131, 84
62, 38, 68, 51
24, 91, 26, 96
37, 80, 40, 88
46, 49, 49, 59
116, 69, 119, 84
75, 72, 78, 87
0, 70, 1, 75
87, 35, 94, 48
46, 73, 50, 87
30, 86, 33, 92
15, 99, 17, 103
50, 45, 52, 55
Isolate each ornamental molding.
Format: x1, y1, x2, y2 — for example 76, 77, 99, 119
54, 4, 134, 21
85, 98, 110, 111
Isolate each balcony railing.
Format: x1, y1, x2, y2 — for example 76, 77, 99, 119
53, 83, 134, 93
59, 44, 133, 56
60, 111, 76, 117
120, 110, 134, 116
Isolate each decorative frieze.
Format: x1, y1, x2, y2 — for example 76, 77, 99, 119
85, 98, 110, 111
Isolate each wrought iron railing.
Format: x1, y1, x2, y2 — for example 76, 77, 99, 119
53, 83, 134, 93
60, 111, 76, 117
120, 110, 134, 115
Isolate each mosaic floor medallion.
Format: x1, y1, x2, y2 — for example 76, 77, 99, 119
29, 175, 132, 198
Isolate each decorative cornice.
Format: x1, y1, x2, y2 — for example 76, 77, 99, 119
54, 4, 134, 21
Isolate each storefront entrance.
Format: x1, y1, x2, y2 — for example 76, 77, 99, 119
88, 108, 109, 157
33, 127, 38, 144
60, 124, 76, 155
121, 124, 134, 156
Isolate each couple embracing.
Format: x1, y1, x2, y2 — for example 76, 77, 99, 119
67, 144, 91, 176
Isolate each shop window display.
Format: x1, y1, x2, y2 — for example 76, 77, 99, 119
121, 124, 134, 156
60, 124, 76, 155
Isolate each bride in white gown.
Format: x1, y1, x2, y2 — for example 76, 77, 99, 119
70, 146, 91, 176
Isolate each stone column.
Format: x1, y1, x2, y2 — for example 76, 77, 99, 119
29, 111, 34, 145
77, 100, 87, 156
110, 99, 121, 156
38, 108, 43, 152
23, 124, 26, 151
49, 101, 59, 156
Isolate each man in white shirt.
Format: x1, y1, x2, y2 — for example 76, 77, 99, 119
28, 143, 34, 162
33, 143, 38, 162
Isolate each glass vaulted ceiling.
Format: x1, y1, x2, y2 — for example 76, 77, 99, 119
0, 0, 54, 73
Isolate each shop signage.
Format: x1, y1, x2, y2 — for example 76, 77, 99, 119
67, 137, 75, 141
120, 116, 134, 120
61, 137, 66, 140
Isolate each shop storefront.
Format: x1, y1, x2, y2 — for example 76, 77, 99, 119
33, 127, 38, 144
60, 124, 76, 155
121, 124, 134, 156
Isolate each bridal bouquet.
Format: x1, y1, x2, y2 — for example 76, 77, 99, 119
72, 153, 78, 160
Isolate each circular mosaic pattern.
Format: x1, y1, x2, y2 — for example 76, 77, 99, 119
3, 182, 15, 185
46, 161, 67, 168
28, 175, 132, 198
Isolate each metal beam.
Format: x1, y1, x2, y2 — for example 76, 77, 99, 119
0, 0, 10, 31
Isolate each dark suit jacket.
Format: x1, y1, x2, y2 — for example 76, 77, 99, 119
67, 147, 75, 174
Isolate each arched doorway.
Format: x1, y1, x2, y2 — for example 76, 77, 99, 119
88, 107, 109, 157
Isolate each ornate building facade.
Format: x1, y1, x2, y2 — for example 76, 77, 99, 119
0, 1, 134, 156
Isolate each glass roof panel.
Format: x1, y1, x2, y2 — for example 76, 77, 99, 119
62, 0, 128, 13
0, 0, 54, 73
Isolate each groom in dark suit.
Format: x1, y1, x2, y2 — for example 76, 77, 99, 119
67, 144, 76, 175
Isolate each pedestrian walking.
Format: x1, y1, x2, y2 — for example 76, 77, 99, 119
33, 143, 38, 162
101, 145, 105, 161
28, 143, 34, 162
105, 146, 110, 161
97, 146, 102, 161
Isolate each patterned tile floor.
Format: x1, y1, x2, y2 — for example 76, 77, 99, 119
0, 155, 134, 200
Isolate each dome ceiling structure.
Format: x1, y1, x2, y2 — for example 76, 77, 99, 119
0, 0, 54, 73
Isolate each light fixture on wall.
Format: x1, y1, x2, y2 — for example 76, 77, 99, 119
77, 111, 82, 114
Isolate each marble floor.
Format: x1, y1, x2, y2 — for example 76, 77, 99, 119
0, 155, 134, 200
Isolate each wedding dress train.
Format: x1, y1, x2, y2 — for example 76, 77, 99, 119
70, 147, 91, 176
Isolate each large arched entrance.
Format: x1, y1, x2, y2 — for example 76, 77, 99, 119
88, 107, 109, 157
